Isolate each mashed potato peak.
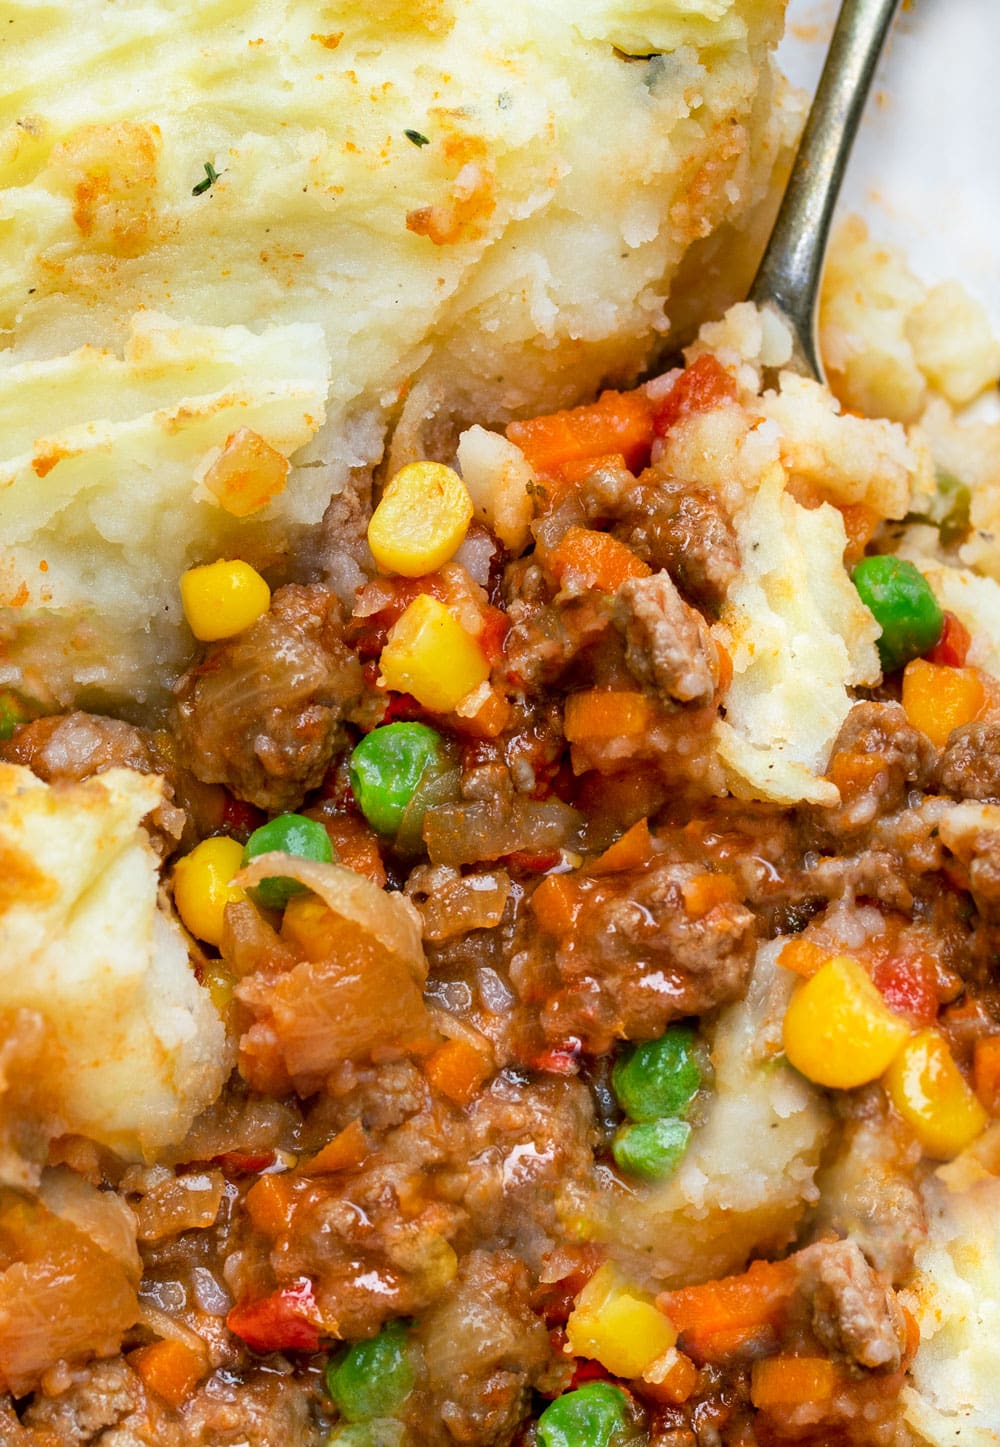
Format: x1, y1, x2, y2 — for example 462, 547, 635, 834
0, 763, 226, 1161
0, 0, 792, 703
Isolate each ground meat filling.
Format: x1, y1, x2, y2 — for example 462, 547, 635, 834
223, 1063, 596, 1346
511, 857, 757, 1055
572, 462, 740, 611
938, 718, 1000, 800
807, 701, 937, 842
403, 1251, 565, 1447
792, 1239, 906, 1373
614, 570, 719, 706
0, 710, 186, 851
10, 372, 1000, 1447
173, 584, 364, 812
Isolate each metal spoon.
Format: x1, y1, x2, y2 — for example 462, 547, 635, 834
749, 0, 902, 381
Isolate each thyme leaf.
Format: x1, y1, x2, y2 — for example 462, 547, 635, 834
192, 162, 220, 196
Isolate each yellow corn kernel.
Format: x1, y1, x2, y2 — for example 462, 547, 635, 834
782, 955, 910, 1090
884, 1029, 988, 1159
180, 560, 270, 642
378, 593, 489, 713
172, 836, 247, 947
902, 659, 985, 748
202, 427, 289, 519
368, 461, 473, 578
566, 1263, 677, 1380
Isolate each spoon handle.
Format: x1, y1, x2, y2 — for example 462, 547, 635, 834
749, 0, 902, 378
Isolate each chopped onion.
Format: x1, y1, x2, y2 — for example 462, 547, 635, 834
236, 856, 424, 975
137, 1299, 211, 1365
235, 857, 430, 1088
0, 1190, 138, 1396
191, 1266, 232, 1317
125, 1168, 225, 1242
38, 1166, 140, 1280
423, 798, 582, 868
406, 864, 510, 940
426, 1008, 495, 1065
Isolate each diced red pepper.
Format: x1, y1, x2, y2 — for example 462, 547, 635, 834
652, 354, 738, 436
478, 605, 510, 664
503, 849, 564, 875
927, 610, 972, 668
212, 1150, 277, 1176
533, 1039, 583, 1076
227, 1277, 321, 1354
570, 1358, 615, 1389
871, 951, 939, 1026
219, 794, 266, 843
379, 692, 426, 724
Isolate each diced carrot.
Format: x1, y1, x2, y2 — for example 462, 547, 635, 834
777, 937, 830, 979
651, 354, 738, 435
715, 641, 733, 696
537, 454, 629, 513
555, 452, 628, 485
507, 389, 655, 476
902, 1306, 921, 1365
320, 815, 386, 887
681, 872, 738, 917
564, 690, 652, 743
927, 610, 972, 668
657, 1260, 798, 1363
829, 750, 885, 795
425, 1038, 492, 1106
129, 1340, 206, 1408
590, 818, 652, 875
531, 872, 583, 938
973, 1035, 1000, 1113
245, 1172, 299, 1238
902, 659, 985, 748
838, 503, 881, 563
641, 1348, 699, 1405
750, 1355, 839, 1409
547, 526, 651, 594
304, 1117, 370, 1175
457, 685, 512, 740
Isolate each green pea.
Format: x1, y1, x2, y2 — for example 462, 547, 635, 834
851, 556, 944, 675
537, 1382, 633, 1447
933, 470, 972, 548
612, 1026, 701, 1123
909, 467, 972, 548
325, 1423, 406, 1447
242, 813, 334, 910
325, 1322, 414, 1423
349, 723, 446, 837
612, 1117, 691, 1181
0, 691, 32, 741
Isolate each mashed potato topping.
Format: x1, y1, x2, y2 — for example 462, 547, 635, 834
0, 0, 793, 705
612, 940, 831, 1287
715, 468, 881, 806
902, 1173, 1000, 1445
0, 314, 331, 703
0, 764, 226, 1161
